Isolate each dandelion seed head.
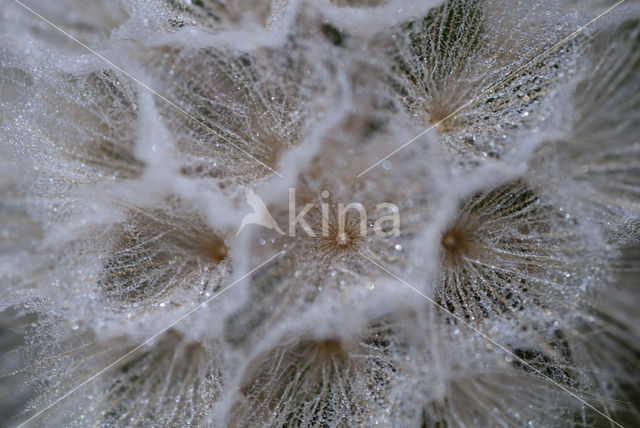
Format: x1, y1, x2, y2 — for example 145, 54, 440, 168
1, 0, 639, 426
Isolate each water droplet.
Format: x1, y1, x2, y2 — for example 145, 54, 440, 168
382, 160, 392, 170
395, 244, 403, 251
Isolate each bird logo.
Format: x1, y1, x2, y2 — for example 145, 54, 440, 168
236, 188, 285, 236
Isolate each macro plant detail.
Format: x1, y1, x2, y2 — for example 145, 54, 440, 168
0, 0, 639, 427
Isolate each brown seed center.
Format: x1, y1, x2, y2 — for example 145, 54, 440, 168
441, 231, 460, 251
336, 231, 350, 246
